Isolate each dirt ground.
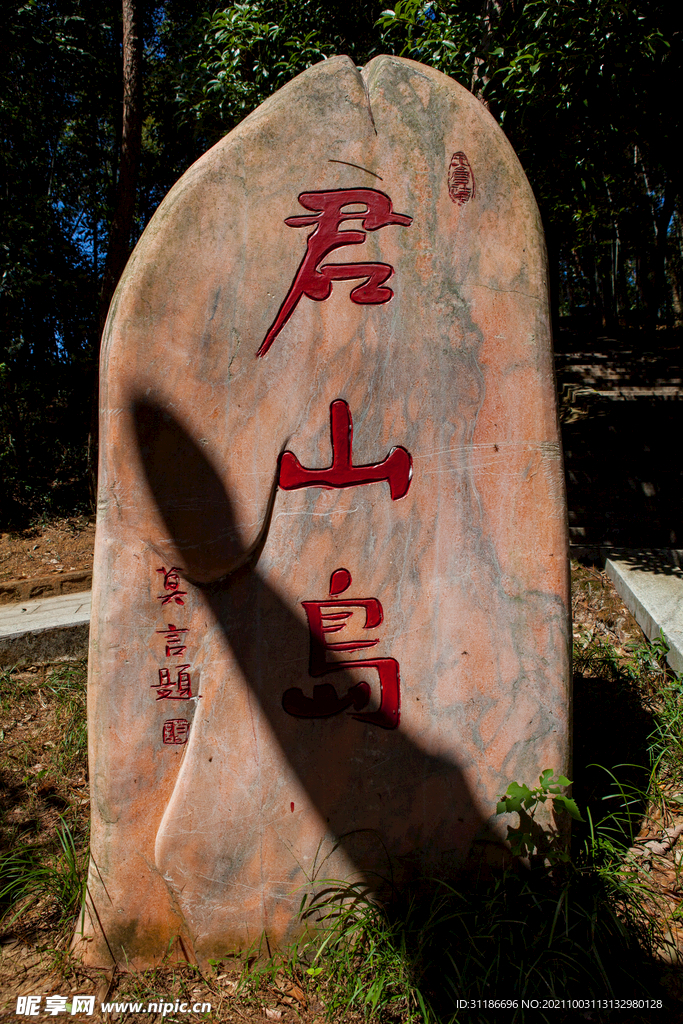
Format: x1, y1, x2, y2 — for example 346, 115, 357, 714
2, 558, 683, 1020
0, 518, 95, 584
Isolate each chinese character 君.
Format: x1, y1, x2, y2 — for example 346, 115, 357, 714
258, 188, 412, 356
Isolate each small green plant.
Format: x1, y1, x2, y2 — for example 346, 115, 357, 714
648, 672, 683, 784
496, 768, 584, 860
573, 629, 623, 680
297, 880, 432, 1021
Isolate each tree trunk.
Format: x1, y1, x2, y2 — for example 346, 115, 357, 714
652, 176, 678, 325
98, 0, 142, 338
89, 0, 142, 504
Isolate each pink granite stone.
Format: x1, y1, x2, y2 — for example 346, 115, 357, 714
79, 54, 570, 966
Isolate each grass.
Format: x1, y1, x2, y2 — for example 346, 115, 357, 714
281, 825, 663, 1022
44, 662, 88, 770
0, 660, 89, 943
2, 569, 683, 1020
0, 816, 87, 931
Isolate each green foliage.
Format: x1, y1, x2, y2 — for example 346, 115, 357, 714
379, 0, 680, 325
0, 0, 119, 524
496, 769, 583, 859
0, 818, 88, 932
180, 1, 387, 144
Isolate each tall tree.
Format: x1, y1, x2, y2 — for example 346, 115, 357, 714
98, 0, 143, 336
0, 0, 120, 523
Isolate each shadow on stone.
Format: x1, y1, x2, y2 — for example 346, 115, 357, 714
132, 397, 487, 907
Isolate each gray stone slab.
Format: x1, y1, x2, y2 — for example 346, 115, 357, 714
0, 591, 91, 667
605, 553, 683, 673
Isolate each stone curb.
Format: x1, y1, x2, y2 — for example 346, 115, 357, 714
605, 553, 683, 675
0, 568, 92, 606
0, 591, 91, 668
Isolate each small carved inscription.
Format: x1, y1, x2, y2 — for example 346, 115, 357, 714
152, 665, 195, 701
448, 152, 475, 205
157, 566, 187, 606
162, 719, 190, 745
156, 622, 189, 658
154, 573, 197, 746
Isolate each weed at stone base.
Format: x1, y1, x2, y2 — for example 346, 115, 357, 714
283, 819, 662, 1023
0, 816, 87, 934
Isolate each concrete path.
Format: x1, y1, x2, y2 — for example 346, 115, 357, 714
0, 590, 91, 667
606, 552, 683, 674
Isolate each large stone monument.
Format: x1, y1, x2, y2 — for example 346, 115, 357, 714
80, 54, 570, 966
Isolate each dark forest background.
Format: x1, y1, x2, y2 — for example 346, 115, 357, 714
1, 0, 680, 527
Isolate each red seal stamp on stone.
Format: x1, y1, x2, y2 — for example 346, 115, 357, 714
448, 151, 476, 205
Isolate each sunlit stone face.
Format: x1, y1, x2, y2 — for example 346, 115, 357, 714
80, 54, 569, 967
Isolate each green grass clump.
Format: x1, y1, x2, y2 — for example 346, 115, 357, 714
0, 817, 87, 933
44, 661, 88, 769
290, 835, 659, 1022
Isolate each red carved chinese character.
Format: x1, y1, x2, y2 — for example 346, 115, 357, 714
155, 622, 189, 658
282, 568, 400, 730
162, 719, 190, 744
157, 566, 187, 606
279, 399, 412, 500
152, 665, 195, 701
257, 189, 412, 357
448, 151, 476, 206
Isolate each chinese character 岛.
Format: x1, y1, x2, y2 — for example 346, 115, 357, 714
282, 568, 400, 729
258, 188, 412, 356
